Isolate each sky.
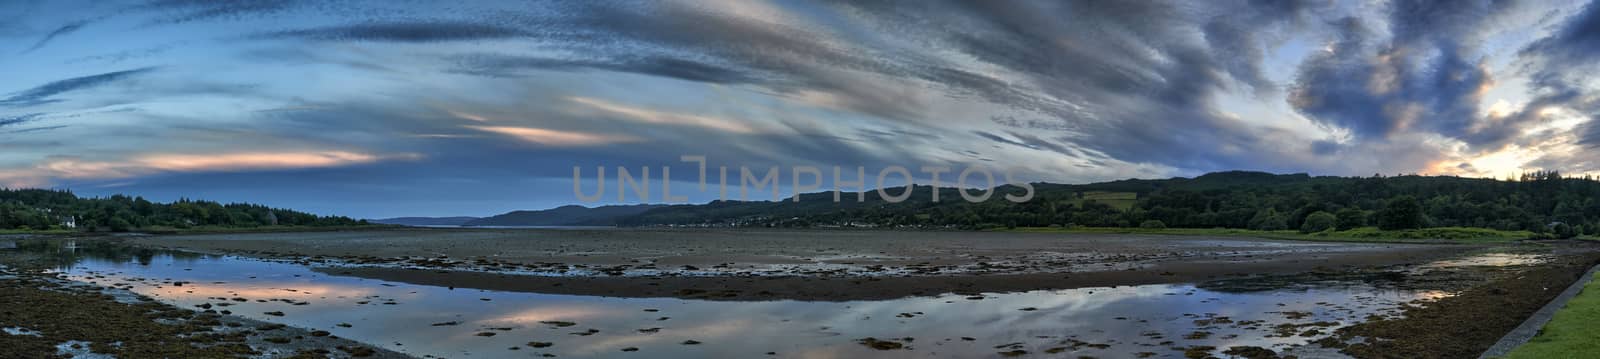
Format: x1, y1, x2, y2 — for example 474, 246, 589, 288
4, 0, 1600, 218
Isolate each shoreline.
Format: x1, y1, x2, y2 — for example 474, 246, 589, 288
4, 231, 1598, 358
0, 255, 410, 358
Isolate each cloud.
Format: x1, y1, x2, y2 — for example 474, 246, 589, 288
6, 125, 68, 135
449, 53, 761, 85
466, 126, 641, 147
0, 67, 158, 108
567, 97, 758, 134
13, 0, 1600, 215
136, 0, 300, 25
9, 150, 402, 185
20, 19, 91, 53
1515, 2, 1600, 150
252, 21, 529, 42
1291, 5, 1510, 148
0, 113, 44, 127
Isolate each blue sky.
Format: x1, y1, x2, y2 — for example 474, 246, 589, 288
3, 0, 1600, 218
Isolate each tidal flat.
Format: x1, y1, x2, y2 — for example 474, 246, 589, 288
1, 230, 1596, 358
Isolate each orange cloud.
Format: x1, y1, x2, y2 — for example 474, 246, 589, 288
0, 151, 409, 188
568, 97, 758, 134
136, 152, 379, 172
447, 110, 492, 122
468, 125, 641, 146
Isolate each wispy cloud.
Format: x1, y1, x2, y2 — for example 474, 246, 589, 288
0, 113, 44, 127
567, 97, 758, 134
467, 126, 641, 147
0, 67, 158, 108
136, 0, 301, 25
20, 19, 91, 53
6, 150, 406, 185
252, 21, 528, 42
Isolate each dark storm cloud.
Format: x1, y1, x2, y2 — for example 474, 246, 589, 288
1521, 2, 1600, 147
1523, 2, 1600, 68
852, 0, 1315, 171
475, 0, 1323, 172
1289, 17, 1390, 137
253, 21, 530, 42
1311, 140, 1343, 156
1290, 0, 1525, 149
0, 67, 158, 108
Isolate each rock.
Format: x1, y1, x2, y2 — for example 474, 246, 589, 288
857, 337, 906, 350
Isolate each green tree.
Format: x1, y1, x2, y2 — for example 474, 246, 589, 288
1555, 222, 1578, 239
1377, 196, 1424, 230
108, 217, 132, 232
1139, 219, 1166, 229
1334, 208, 1366, 230
1249, 208, 1288, 231
1300, 211, 1336, 233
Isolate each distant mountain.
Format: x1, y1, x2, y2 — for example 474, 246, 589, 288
464, 204, 667, 227
610, 170, 1598, 235
371, 216, 480, 226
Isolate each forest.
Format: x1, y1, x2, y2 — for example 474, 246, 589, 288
0, 189, 365, 232
619, 170, 1600, 238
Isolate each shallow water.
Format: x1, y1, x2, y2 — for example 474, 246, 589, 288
13, 241, 1443, 358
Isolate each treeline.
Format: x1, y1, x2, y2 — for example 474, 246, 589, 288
618, 170, 1600, 238
0, 189, 366, 232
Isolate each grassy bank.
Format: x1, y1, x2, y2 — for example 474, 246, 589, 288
1003, 226, 1535, 244
1500, 275, 1600, 358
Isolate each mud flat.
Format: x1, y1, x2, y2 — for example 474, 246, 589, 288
6, 232, 1597, 358
133, 228, 1478, 300
0, 247, 406, 359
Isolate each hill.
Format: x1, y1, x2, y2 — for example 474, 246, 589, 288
370, 217, 480, 226
465, 204, 667, 227
612, 170, 1600, 237
0, 189, 365, 232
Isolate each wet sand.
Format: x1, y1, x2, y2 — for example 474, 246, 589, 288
133, 228, 1480, 300
11, 232, 1598, 358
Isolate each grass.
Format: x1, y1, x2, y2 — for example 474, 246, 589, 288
1069, 191, 1138, 211
1003, 226, 1534, 244
1499, 275, 1600, 358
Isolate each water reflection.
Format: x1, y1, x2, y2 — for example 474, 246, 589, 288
5, 238, 210, 271
6, 240, 1438, 358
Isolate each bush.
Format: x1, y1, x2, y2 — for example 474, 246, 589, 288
108, 218, 133, 232
1139, 220, 1166, 229
1335, 208, 1366, 231
1249, 209, 1288, 231
1377, 196, 1424, 230
1301, 211, 1336, 233
1555, 223, 1578, 239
